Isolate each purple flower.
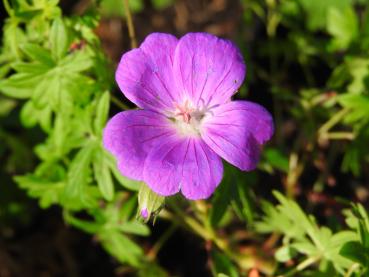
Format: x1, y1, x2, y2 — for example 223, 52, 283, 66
103, 33, 274, 200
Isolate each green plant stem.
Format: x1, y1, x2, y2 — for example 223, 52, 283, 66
169, 202, 212, 239
344, 263, 360, 277
147, 223, 178, 260
286, 152, 303, 198
279, 255, 321, 277
123, 0, 137, 49
318, 108, 349, 135
3, 0, 13, 16
323, 132, 355, 140
110, 94, 130, 110
167, 202, 275, 274
296, 255, 321, 271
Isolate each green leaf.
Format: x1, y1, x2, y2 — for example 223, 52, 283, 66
114, 171, 142, 191
342, 146, 361, 176
152, 0, 173, 10
15, 175, 65, 209
63, 141, 96, 209
94, 92, 110, 136
11, 61, 50, 74
298, 0, 351, 31
64, 211, 100, 234
118, 221, 150, 236
50, 18, 68, 60
21, 43, 55, 67
0, 98, 16, 116
137, 262, 168, 277
327, 7, 359, 50
59, 50, 93, 73
50, 113, 71, 157
257, 192, 359, 272
15, 9, 43, 20
20, 100, 39, 128
275, 245, 298, 262
211, 250, 239, 277
232, 179, 255, 225
264, 148, 289, 172
20, 97, 52, 131
32, 73, 73, 114
339, 241, 369, 265
353, 204, 369, 248
3, 22, 26, 59
93, 147, 114, 201
119, 196, 138, 222
346, 58, 369, 94
291, 242, 317, 256
0, 73, 43, 99
273, 191, 322, 248
255, 199, 304, 239
99, 0, 144, 17
338, 94, 369, 124
99, 230, 143, 266
229, 168, 256, 225
210, 170, 233, 228
327, 63, 350, 89
48, 74, 71, 113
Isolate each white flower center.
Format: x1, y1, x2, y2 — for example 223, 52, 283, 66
171, 100, 207, 137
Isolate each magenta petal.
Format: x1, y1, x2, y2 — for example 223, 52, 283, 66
115, 33, 179, 113
201, 101, 274, 171
103, 110, 175, 180
143, 137, 223, 200
173, 33, 246, 107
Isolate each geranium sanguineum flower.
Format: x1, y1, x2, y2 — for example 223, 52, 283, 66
103, 33, 274, 200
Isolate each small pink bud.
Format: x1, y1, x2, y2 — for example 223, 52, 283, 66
140, 208, 149, 219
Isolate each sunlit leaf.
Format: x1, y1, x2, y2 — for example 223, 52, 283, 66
93, 146, 114, 201
50, 18, 68, 60
94, 91, 110, 136
21, 43, 55, 66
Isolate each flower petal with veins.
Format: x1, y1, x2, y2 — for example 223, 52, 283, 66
143, 136, 223, 200
105, 32, 274, 200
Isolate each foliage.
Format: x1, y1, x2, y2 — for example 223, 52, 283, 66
1, 0, 369, 276
256, 192, 366, 275
0, 0, 145, 270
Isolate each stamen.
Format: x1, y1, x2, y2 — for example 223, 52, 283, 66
174, 100, 195, 123
171, 99, 212, 137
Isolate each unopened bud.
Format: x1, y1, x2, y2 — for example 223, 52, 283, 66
137, 183, 165, 222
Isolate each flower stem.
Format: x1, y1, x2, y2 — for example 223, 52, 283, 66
167, 201, 275, 275
147, 223, 178, 260
344, 263, 360, 277
279, 255, 321, 277
318, 108, 349, 135
169, 202, 212, 239
296, 255, 321, 271
322, 132, 355, 140
3, 0, 13, 16
110, 94, 130, 110
123, 0, 137, 49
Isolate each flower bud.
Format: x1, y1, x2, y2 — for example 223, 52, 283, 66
138, 183, 165, 222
